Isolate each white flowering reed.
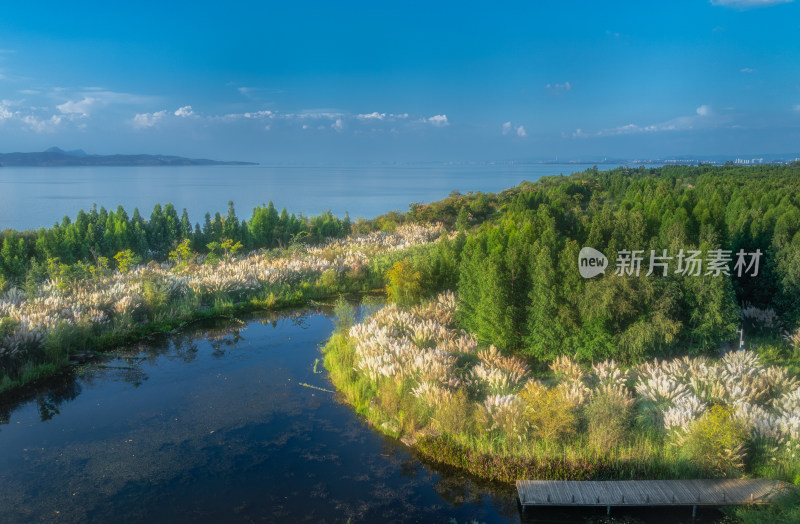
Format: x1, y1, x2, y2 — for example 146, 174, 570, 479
0, 224, 445, 353
590, 359, 629, 387
550, 355, 584, 382
662, 394, 706, 433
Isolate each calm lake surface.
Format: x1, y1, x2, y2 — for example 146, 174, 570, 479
0, 163, 617, 231
0, 308, 722, 523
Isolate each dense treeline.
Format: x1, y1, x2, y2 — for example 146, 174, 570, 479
448, 165, 800, 362
389, 165, 800, 363
325, 165, 800, 498
0, 201, 351, 285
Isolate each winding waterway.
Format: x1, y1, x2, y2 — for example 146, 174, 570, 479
0, 308, 722, 523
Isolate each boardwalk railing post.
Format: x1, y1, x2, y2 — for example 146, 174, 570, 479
606, 505, 610, 516
692, 505, 697, 518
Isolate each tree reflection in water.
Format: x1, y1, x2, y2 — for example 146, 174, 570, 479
0, 307, 325, 428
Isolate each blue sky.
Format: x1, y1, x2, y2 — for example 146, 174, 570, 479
1, 0, 799, 163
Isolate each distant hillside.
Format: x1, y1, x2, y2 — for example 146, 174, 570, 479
0, 148, 258, 167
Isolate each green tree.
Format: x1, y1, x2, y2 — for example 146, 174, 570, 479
114, 249, 140, 274
385, 259, 423, 307
168, 238, 196, 268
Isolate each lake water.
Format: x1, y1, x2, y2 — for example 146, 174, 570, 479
0, 163, 613, 231
0, 308, 722, 523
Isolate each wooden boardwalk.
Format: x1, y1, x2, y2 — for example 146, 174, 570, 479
517, 479, 792, 510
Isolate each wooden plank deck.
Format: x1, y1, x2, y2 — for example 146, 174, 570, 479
517, 479, 792, 508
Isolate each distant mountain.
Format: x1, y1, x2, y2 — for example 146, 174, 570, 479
0, 148, 258, 167
43, 147, 88, 157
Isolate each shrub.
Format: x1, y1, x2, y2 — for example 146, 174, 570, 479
113, 249, 140, 274
385, 259, 424, 307
317, 268, 339, 292
168, 238, 196, 268
434, 389, 476, 435
586, 385, 633, 451
140, 274, 169, 314
518, 381, 577, 441
682, 404, 748, 476
728, 489, 800, 524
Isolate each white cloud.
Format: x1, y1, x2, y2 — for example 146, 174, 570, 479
740, 67, 755, 73
60, 90, 155, 109
291, 110, 344, 120
546, 81, 572, 94
696, 104, 712, 116
427, 114, 449, 127
57, 97, 99, 117
575, 105, 718, 139
794, 104, 800, 111
218, 110, 273, 121
357, 112, 386, 120
0, 103, 14, 120
502, 121, 527, 137
133, 105, 444, 134
22, 114, 63, 133
237, 86, 283, 99
711, 0, 793, 8
132, 110, 168, 129
174, 105, 194, 117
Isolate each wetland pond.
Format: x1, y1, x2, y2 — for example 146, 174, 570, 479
0, 308, 723, 523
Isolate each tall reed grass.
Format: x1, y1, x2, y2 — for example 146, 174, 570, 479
324, 294, 800, 484
0, 224, 446, 392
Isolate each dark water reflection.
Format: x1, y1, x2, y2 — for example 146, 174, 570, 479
0, 309, 722, 523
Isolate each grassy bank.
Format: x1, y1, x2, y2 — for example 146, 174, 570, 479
0, 225, 446, 394
323, 294, 800, 486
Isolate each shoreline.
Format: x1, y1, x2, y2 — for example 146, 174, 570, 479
322, 295, 800, 486
0, 224, 447, 396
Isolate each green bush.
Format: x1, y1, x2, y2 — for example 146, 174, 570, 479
518, 382, 577, 441
586, 386, 633, 451
385, 259, 423, 307
727, 488, 800, 523
140, 273, 169, 314
433, 389, 476, 435
682, 405, 748, 476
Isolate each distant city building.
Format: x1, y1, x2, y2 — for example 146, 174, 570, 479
734, 158, 765, 165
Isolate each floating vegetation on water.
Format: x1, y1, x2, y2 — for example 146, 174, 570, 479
298, 382, 334, 393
